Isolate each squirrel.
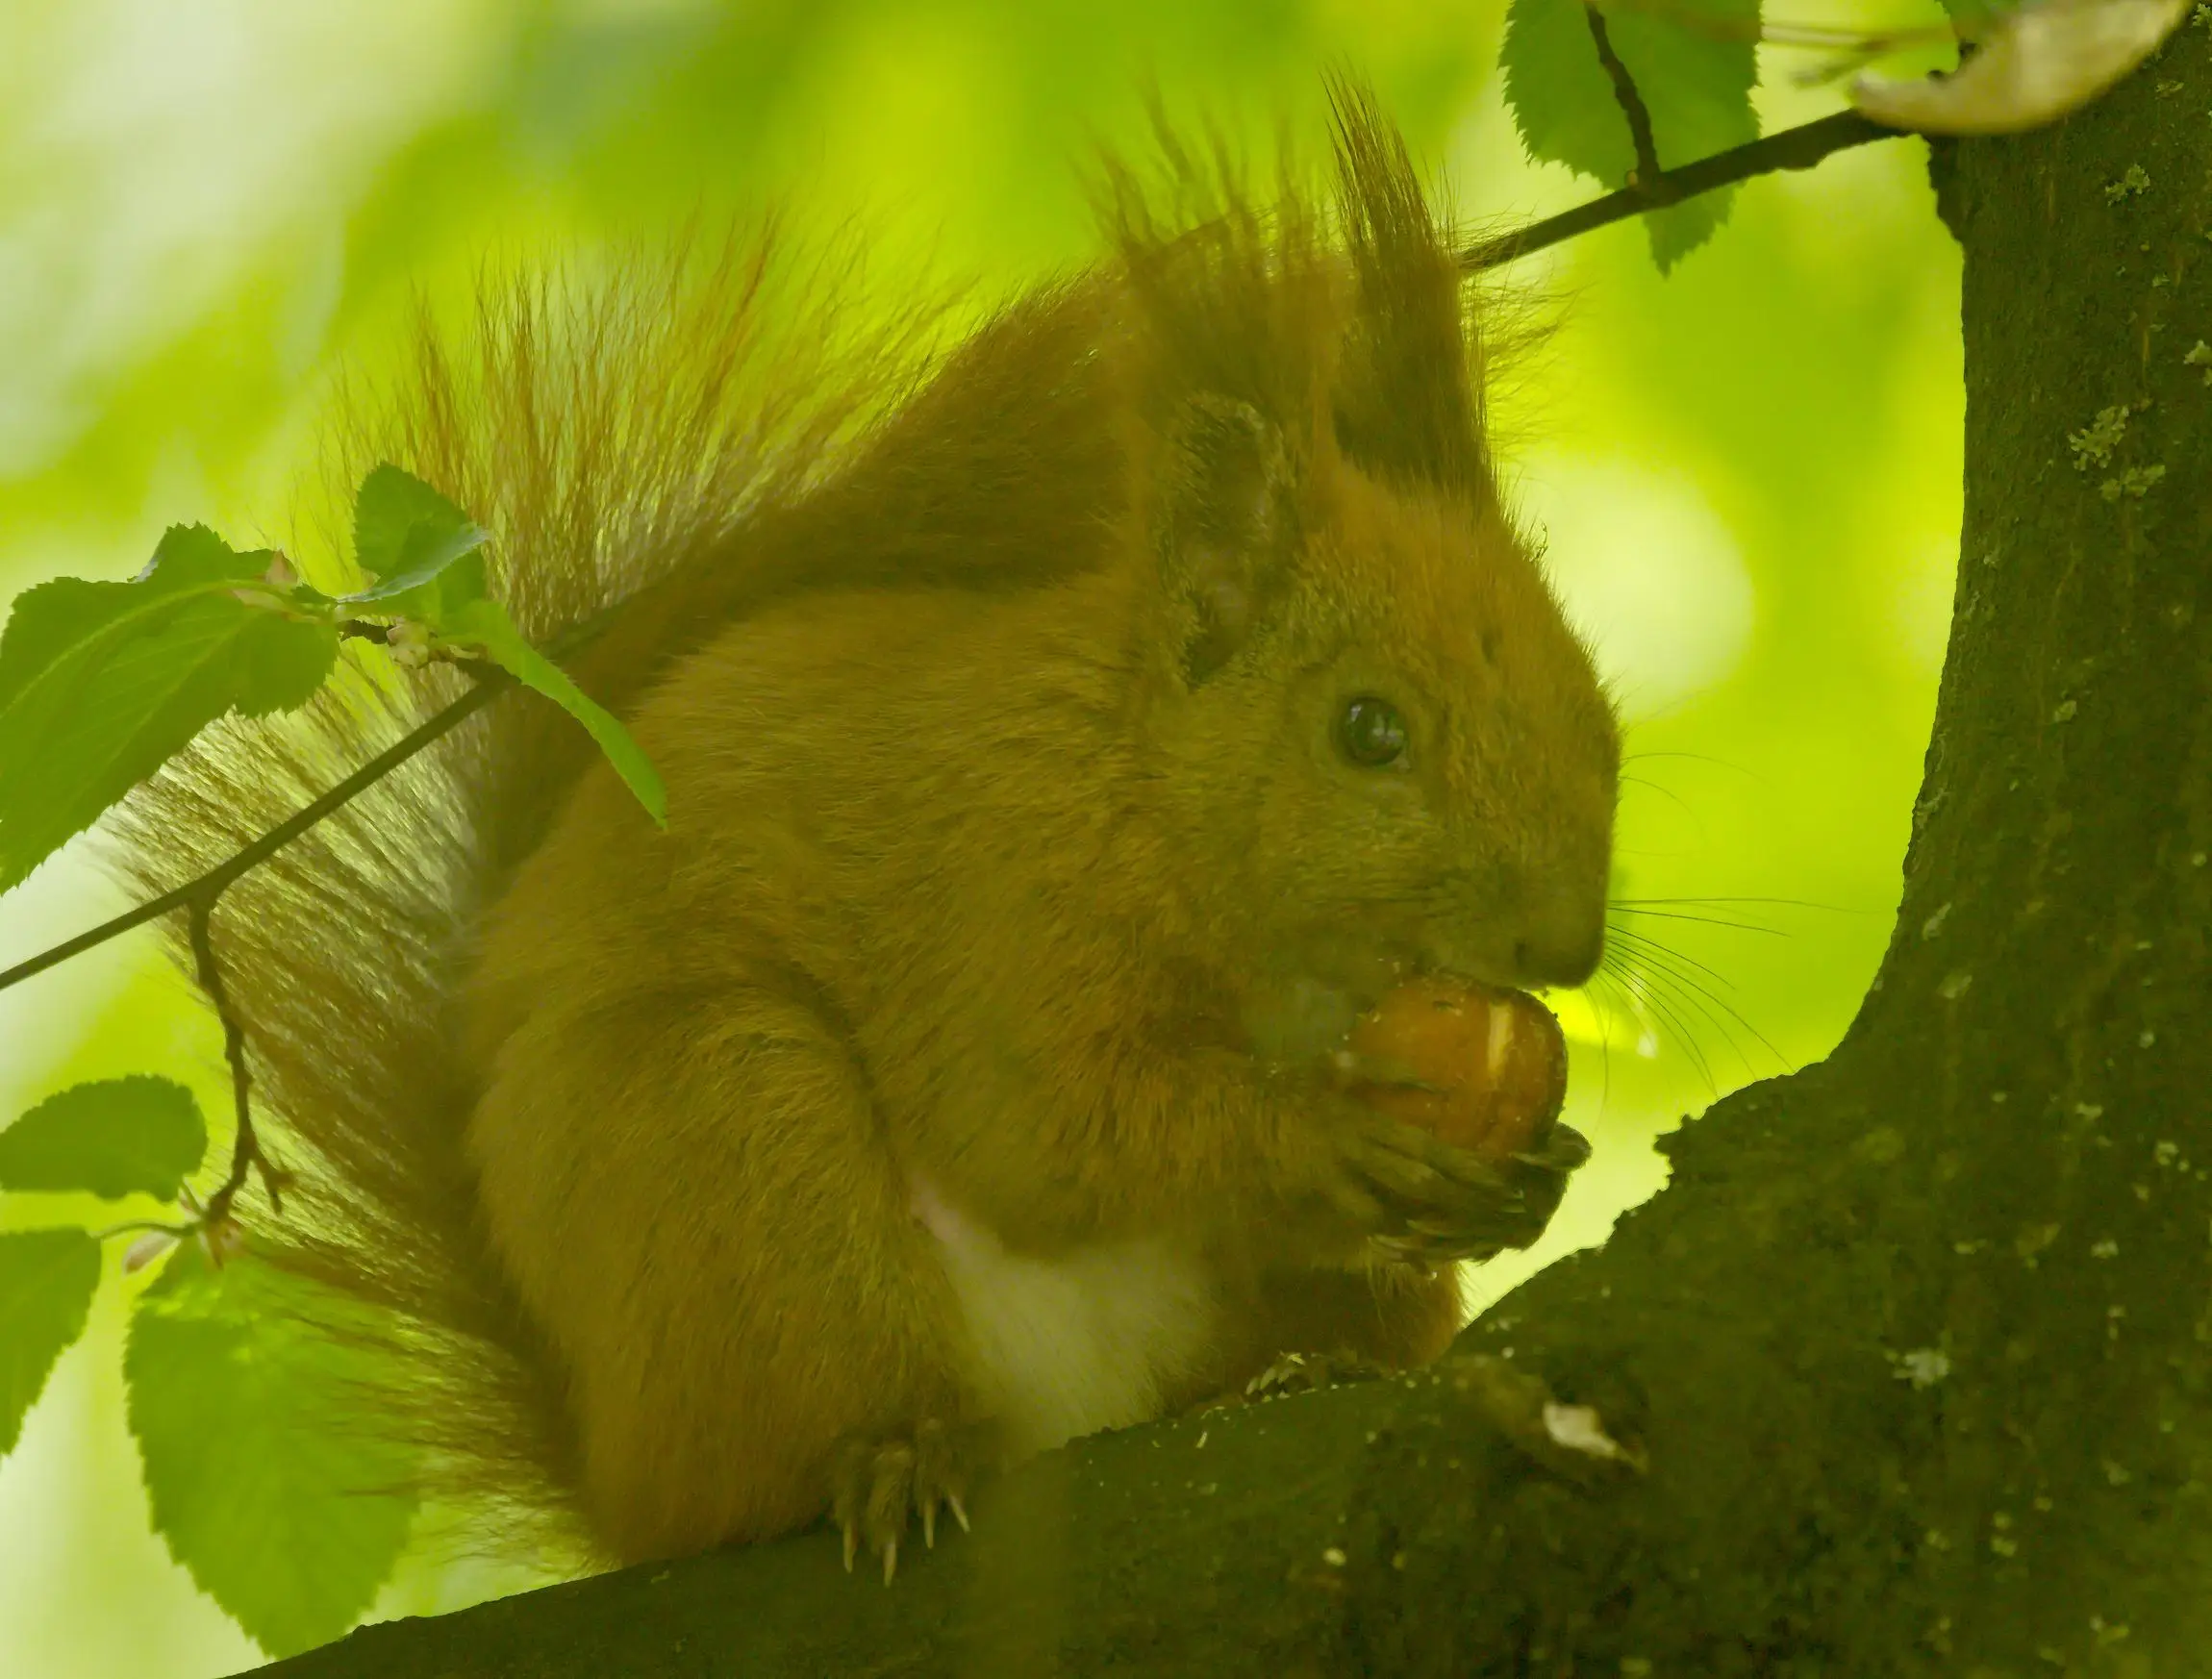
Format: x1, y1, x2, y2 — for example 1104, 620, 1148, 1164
113, 88, 1619, 1579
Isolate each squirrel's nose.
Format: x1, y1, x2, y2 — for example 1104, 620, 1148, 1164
1511, 893, 1605, 989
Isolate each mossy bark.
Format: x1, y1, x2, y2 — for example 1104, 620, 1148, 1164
256, 41, 2212, 1679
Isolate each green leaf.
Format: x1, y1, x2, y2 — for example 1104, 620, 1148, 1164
1607, 0, 1759, 268
0, 1076, 208, 1200
339, 464, 664, 823
1503, 0, 1637, 188
445, 598, 668, 826
346, 464, 490, 618
0, 1228, 101, 1460
127, 1245, 418, 1658
0, 524, 339, 889
1500, 0, 1759, 269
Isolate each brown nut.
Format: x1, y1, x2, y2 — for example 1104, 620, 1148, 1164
1345, 976, 1568, 1160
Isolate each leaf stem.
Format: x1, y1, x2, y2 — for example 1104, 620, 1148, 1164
1585, 6, 1667, 193
88, 1217, 195, 1241
1459, 109, 1898, 273
187, 898, 286, 1225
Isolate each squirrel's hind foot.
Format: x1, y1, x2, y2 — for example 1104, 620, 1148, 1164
1182, 1347, 1394, 1416
830, 1416, 997, 1584
1244, 1346, 1392, 1398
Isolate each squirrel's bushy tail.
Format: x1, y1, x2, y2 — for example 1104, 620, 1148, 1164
109, 234, 933, 1546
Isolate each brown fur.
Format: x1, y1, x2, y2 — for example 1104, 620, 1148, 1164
111, 88, 1616, 1566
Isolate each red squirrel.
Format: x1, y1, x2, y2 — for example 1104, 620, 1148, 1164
116, 89, 1618, 1578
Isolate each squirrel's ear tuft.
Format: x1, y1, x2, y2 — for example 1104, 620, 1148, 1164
1157, 394, 1298, 686
1325, 80, 1489, 500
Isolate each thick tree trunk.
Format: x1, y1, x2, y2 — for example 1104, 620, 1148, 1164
257, 43, 2211, 1679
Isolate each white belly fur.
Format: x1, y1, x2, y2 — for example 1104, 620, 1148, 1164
910, 1174, 1218, 1457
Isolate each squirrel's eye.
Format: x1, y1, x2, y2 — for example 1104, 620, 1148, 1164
1336, 696, 1409, 768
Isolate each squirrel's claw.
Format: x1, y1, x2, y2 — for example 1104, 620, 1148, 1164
913, 1416, 975, 1554
1511, 1124, 1593, 1175
830, 1433, 912, 1583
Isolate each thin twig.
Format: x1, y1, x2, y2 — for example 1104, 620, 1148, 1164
1460, 109, 1898, 272
188, 897, 288, 1225
0, 669, 511, 996
1586, 6, 1667, 191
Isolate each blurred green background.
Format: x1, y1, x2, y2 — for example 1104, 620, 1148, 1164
0, 1, 1959, 1673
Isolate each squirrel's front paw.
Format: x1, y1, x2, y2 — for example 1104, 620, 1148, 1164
1306, 1105, 1589, 1266
1370, 1119, 1591, 1266
829, 1417, 995, 1584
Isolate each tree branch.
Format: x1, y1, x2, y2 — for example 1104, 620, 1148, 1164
0, 670, 510, 997
1459, 109, 1898, 273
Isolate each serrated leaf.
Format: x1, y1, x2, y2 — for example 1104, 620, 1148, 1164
444, 598, 667, 826
1607, 1, 1759, 268
1503, 0, 1639, 184
126, 1245, 417, 1658
1501, 0, 1760, 268
0, 524, 339, 889
0, 1228, 101, 1460
0, 1076, 207, 1200
347, 464, 490, 619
